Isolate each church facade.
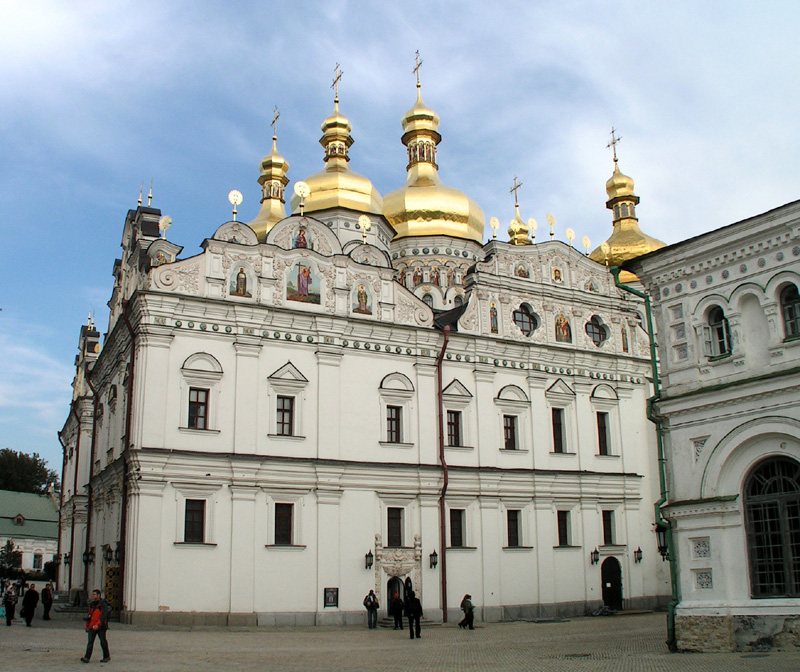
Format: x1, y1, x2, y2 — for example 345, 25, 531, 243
58, 77, 670, 625
626, 201, 800, 651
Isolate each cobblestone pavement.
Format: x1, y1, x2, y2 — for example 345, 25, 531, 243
2, 612, 799, 671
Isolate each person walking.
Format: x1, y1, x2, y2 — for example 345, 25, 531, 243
21, 583, 39, 626
363, 589, 379, 629
81, 589, 111, 663
3, 583, 17, 626
41, 583, 54, 620
405, 589, 422, 639
390, 592, 404, 630
459, 594, 475, 629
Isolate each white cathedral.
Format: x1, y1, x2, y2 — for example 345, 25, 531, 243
58, 73, 673, 626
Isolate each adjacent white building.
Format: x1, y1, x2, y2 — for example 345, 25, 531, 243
58, 80, 671, 625
626, 200, 800, 651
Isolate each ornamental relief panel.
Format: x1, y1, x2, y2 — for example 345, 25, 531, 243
374, 533, 422, 603
152, 262, 201, 295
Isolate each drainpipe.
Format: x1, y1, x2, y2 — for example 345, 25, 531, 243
85, 371, 99, 592
436, 325, 451, 622
56, 430, 68, 592
119, 299, 137, 618
611, 267, 678, 651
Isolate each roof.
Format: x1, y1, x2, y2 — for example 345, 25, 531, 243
0, 489, 59, 541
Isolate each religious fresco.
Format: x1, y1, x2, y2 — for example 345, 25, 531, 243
446, 267, 456, 287
555, 312, 572, 342
230, 266, 252, 297
621, 325, 629, 353
430, 266, 440, 286
413, 267, 423, 286
397, 268, 406, 287
287, 263, 321, 304
552, 267, 564, 283
515, 264, 530, 279
352, 284, 372, 315
490, 302, 499, 334
584, 278, 600, 293
292, 226, 313, 250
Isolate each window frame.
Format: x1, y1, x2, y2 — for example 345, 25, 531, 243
184, 498, 206, 543
449, 508, 466, 548
703, 306, 732, 358
379, 373, 416, 448
276, 395, 295, 437
188, 387, 210, 430
495, 385, 531, 452
585, 315, 608, 347
386, 404, 403, 443
387, 507, 404, 548
512, 303, 539, 337
602, 509, 615, 546
274, 502, 294, 545
552, 408, 566, 454
443, 379, 474, 450
597, 411, 610, 456
780, 284, 800, 339
556, 509, 572, 547
447, 409, 462, 448
545, 380, 576, 456
180, 353, 223, 433
173, 484, 220, 546
507, 509, 521, 548
267, 362, 308, 440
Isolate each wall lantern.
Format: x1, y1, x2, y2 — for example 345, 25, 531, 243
634, 547, 643, 564
114, 543, 121, 564
590, 547, 600, 565
82, 548, 95, 565
103, 545, 114, 563
655, 524, 670, 561
365, 550, 374, 570
63, 552, 71, 566
429, 550, 438, 569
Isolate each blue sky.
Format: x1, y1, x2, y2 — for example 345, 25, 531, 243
1, 1, 799, 474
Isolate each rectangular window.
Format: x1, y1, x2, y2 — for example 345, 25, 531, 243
557, 510, 570, 547
507, 510, 521, 547
188, 387, 209, 429
184, 499, 205, 543
276, 395, 294, 436
602, 510, 615, 545
450, 509, 465, 547
33, 554, 43, 570
503, 415, 517, 450
597, 412, 610, 456
387, 405, 402, 443
552, 408, 565, 453
387, 507, 403, 547
275, 503, 293, 545
447, 410, 462, 447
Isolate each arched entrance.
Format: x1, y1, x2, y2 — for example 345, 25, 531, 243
387, 576, 403, 618
601, 557, 623, 610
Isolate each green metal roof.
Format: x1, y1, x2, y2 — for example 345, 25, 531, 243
0, 489, 59, 541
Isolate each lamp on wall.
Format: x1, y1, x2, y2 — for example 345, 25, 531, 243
103, 545, 114, 563
63, 552, 71, 566
634, 547, 643, 564
365, 550, 374, 570
82, 548, 95, 565
114, 542, 121, 564
590, 548, 600, 565
655, 524, 670, 561
429, 550, 438, 569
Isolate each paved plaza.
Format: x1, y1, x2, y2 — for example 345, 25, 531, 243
2, 612, 799, 671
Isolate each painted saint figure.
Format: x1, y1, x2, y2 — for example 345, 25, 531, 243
447, 267, 456, 287
397, 268, 406, 287
490, 302, 499, 334
413, 267, 423, 287
552, 268, 563, 283
298, 265, 312, 297
233, 267, 251, 297
294, 228, 308, 249
621, 325, 629, 353
516, 264, 529, 278
555, 312, 572, 343
356, 285, 369, 313
431, 267, 440, 286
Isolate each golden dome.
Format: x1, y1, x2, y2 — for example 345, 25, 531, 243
507, 204, 531, 245
289, 99, 383, 215
383, 86, 485, 242
248, 135, 290, 240
590, 159, 665, 282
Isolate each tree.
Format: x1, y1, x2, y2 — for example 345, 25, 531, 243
0, 540, 22, 578
0, 449, 59, 494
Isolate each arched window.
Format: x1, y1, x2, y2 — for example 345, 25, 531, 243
620, 203, 629, 217
585, 316, 607, 346
512, 304, 538, 336
781, 284, 800, 338
744, 457, 800, 597
703, 306, 731, 358
422, 294, 434, 308
453, 295, 464, 307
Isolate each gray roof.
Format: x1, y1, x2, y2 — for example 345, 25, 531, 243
0, 489, 59, 541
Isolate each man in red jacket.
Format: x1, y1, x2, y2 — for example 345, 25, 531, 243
81, 589, 111, 663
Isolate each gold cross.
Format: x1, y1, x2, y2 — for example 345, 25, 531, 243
413, 50, 423, 86
607, 127, 622, 162
509, 176, 523, 206
332, 63, 343, 100
271, 106, 280, 138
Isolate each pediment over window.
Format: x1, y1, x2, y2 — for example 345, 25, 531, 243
380, 372, 415, 392
182, 352, 223, 374
496, 384, 529, 403
591, 383, 618, 400
443, 379, 473, 398
268, 361, 309, 383
546, 379, 575, 397
211, 220, 260, 245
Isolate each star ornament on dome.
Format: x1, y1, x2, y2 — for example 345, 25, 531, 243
228, 189, 243, 221
489, 216, 499, 240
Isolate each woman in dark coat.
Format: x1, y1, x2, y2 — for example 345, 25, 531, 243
41, 583, 54, 620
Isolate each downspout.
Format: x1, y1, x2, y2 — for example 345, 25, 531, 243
119, 299, 136, 617
436, 325, 451, 622
56, 430, 68, 591
611, 267, 678, 651
67, 401, 82, 593
85, 371, 99, 591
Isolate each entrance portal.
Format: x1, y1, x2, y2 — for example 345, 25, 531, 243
387, 577, 403, 618
601, 556, 623, 610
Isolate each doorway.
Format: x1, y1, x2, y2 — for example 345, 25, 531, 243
601, 556, 623, 610
387, 577, 403, 618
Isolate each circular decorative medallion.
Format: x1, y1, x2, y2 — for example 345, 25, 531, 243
675, 284, 682, 293
777, 252, 784, 261
225, 326, 232, 333
722, 270, 730, 279
422, 247, 430, 254
175, 320, 182, 327
690, 280, 697, 289
212, 324, 219, 331
706, 275, 713, 284
739, 264, 747, 273
757, 257, 766, 267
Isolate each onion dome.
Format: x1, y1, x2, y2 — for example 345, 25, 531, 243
383, 84, 485, 242
507, 203, 531, 245
589, 158, 665, 282
248, 133, 290, 240
289, 97, 383, 215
